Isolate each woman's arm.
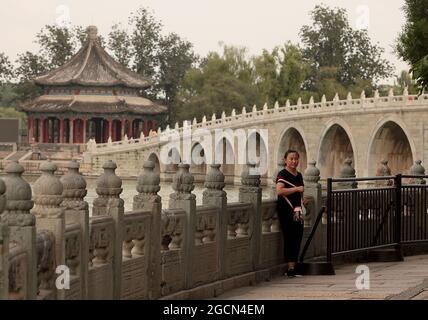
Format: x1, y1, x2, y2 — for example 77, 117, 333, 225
276, 183, 304, 197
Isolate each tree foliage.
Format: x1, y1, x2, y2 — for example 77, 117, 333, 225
108, 23, 133, 68
173, 45, 258, 123
156, 33, 197, 114
396, 0, 428, 91
108, 7, 197, 119
0, 53, 14, 84
300, 5, 394, 89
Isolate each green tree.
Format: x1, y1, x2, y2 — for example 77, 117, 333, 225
396, 70, 418, 93
129, 7, 162, 81
277, 44, 310, 104
174, 45, 259, 123
0, 53, 14, 84
252, 47, 281, 105
300, 5, 394, 90
36, 25, 75, 68
252, 43, 310, 105
396, 0, 428, 91
108, 23, 133, 68
156, 32, 198, 120
14, 52, 47, 100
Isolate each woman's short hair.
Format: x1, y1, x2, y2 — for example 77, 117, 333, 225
284, 149, 300, 159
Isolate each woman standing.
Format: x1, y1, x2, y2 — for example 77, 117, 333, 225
276, 149, 305, 277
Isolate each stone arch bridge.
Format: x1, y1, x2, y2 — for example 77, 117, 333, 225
84, 90, 428, 183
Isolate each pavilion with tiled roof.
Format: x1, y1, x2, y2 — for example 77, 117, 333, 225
19, 25, 167, 144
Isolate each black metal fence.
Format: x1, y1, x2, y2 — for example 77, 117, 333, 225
325, 174, 428, 262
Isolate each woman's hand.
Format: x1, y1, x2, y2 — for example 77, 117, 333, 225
295, 186, 304, 193
303, 197, 309, 206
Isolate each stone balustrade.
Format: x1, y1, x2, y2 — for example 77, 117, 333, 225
88, 92, 428, 155
0, 157, 388, 300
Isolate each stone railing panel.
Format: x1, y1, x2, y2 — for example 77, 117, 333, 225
225, 202, 253, 277
260, 200, 283, 269
64, 223, 82, 299
8, 243, 27, 300
36, 230, 56, 300
192, 205, 219, 287
160, 209, 186, 296
0, 223, 8, 299
87, 216, 114, 300
121, 210, 151, 300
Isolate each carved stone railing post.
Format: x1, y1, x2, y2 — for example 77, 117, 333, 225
133, 160, 161, 299
168, 163, 196, 289
338, 158, 357, 189
410, 160, 426, 185
0, 179, 8, 299
303, 160, 321, 227
303, 160, 324, 257
60, 159, 89, 299
408, 160, 426, 219
239, 162, 262, 270
376, 160, 393, 186
93, 160, 123, 299
1, 161, 36, 299
202, 164, 226, 278
31, 161, 66, 299
271, 160, 285, 199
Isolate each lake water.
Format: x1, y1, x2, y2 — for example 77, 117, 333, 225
21, 175, 274, 213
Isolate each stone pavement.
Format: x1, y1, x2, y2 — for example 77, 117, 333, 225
214, 255, 428, 300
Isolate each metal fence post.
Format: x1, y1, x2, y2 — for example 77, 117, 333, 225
326, 178, 332, 263
395, 174, 402, 247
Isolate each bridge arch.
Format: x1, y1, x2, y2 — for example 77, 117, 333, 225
246, 130, 268, 177
190, 142, 207, 177
165, 146, 181, 173
317, 119, 356, 179
367, 117, 415, 176
214, 136, 235, 180
276, 125, 308, 173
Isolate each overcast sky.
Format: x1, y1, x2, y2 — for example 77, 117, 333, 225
0, 0, 409, 81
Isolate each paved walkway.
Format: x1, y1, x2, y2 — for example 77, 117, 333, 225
215, 255, 428, 300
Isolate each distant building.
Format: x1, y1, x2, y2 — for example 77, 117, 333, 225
18, 26, 167, 144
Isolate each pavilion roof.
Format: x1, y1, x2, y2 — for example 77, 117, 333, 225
18, 94, 167, 115
33, 26, 151, 89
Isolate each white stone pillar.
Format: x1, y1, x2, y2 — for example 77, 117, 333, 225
133, 160, 161, 299
168, 164, 196, 289
1, 161, 37, 299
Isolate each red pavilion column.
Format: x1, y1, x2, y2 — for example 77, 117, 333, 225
69, 118, 74, 144
83, 117, 87, 143
59, 118, 64, 143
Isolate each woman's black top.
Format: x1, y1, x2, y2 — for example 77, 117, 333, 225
276, 169, 304, 212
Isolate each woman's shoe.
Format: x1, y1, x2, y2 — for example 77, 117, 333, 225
286, 268, 296, 278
